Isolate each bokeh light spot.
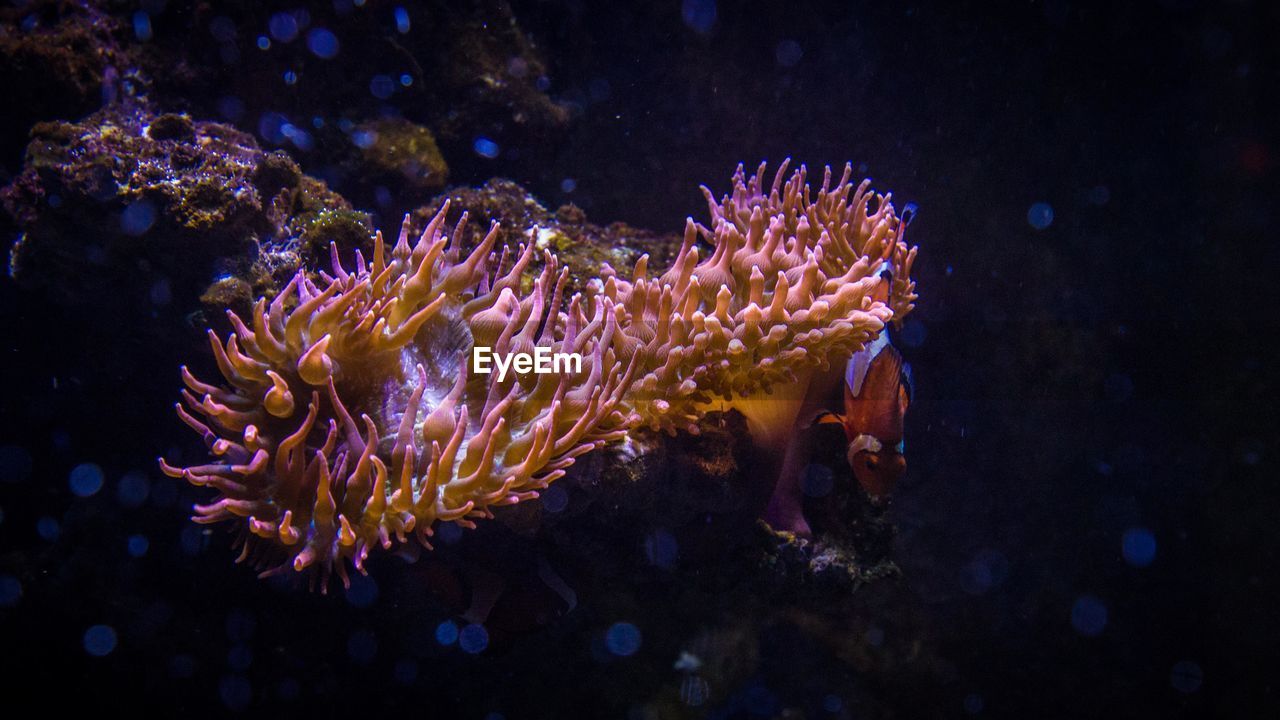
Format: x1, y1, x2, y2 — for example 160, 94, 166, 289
605, 622, 642, 657
127, 534, 149, 557
1027, 202, 1054, 230
473, 137, 500, 159
1121, 527, 1157, 568
435, 620, 458, 646
84, 625, 118, 657
1070, 594, 1108, 637
307, 28, 339, 58
459, 624, 489, 654
69, 462, 104, 497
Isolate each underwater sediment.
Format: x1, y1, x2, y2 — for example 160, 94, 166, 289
161, 161, 918, 589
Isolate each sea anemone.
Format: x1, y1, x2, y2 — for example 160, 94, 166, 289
162, 161, 917, 585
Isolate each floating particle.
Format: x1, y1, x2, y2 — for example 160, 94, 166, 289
459, 624, 489, 654
307, 28, 339, 58
117, 471, 150, 508
473, 137, 500, 159
682, 0, 716, 34
121, 200, 157, 236
394, 7, 410, 34
283, 70, 298, 86
84, 625, 118, 657
369, 74, 395, 99
605, 622, 642, 657
0, 445, 33, 484
1170, 660, 1203, 693
399, 73, 413, 86
345, 574, 378, 608
1121, 527, 1157, 568
127, 534, 149, 557
1027, 202, 1054, 230
268, 13, 299, 42
0, 574, 21, 608
1070, 594, 1108, 637
347, 629, 377, 664
219, 675, 252, 711
36, 516, 60, 541
435, 620, 458, 646
133, 12, 152, 41
560, 178, 577, 193
775, 40, 802, 67
257, 36, 270, 50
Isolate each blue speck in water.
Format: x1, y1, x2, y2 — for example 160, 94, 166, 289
84, 625, 118, 656
644, 528, 678, 569
560, 178, 577, 193
459, 624, 489, 654
127, 534, 149, 557
1071, 594, 1108, 637
400, 73, 413, 87
822, 694, 842, 713
435, 620, 459, 646
682, 0, 717, 35
351, 129, 377, 149
283, 70, 298, 86
348, 630, 378, 664
269, 13, 299, 43
394, 658, 418, 684
473, 137, 500, 159
307, 28, 339, 59
369, 74, 396, 99
541, 483, 568, 513
775, 40, 802, 67
257, 36, 270, 50
1170, 660, 1203, 693
121, 200, 157, 236
801, 463, 833, 498
345, 574, 379, 608
227, 645, 253, 671
0, 445, 33, 484
37, 516, 59, 541
1027, 202, 1054, 230
964, 692, 984, 714
605, 622, 642, 657
394, 7, 411, 34
219, 675, 252, 711
0, 574, 22, 607
901, 318, 927, 347
117, 471, 149, 508
133, 12, 152, 42
1121, 527, 1157, 568
69, 462, 104, 497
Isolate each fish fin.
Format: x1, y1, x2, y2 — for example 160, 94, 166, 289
813, 411, 846, 427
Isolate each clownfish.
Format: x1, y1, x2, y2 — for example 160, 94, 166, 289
817, 258, 913, 500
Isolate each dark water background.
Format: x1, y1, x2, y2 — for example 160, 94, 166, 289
1, 1, 1276, 717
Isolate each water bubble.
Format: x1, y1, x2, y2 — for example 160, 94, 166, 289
540, 483, 568, 513
36, 516, 60, 541
435, 620, 459, 646
268, 13, 299, 42
459, 623, 489, 654
369, 74, 396, 99
228, 645, 253, 671
84, 625, 118, 656
0, 574, 22, 607
283, 70, 298, 86
69, 462, 104, 497
127, 534, 149, 557
560, 178, 577, 193
681, 0, 717, 35
219, 675, 252, 711
1121, 527, 1157, 568
257, 36, 270, 50
1027, 202, 1054, 230
345, 574, 379, 608
117, 471, 150, 508
394, 7, 411, 34
394, 658, 418, 684
605, 622, 642, 657
1170, 660, 1203, 693
307, 28, 339, 59
1070, 594, 1108, 637
347, 629, 377, 664
133, 11, 153, 42
901, 318, 927, 348
121, 200, 157, 236
0, 445, 34, 484
775, 40, 802, 67
644, 528, 678, 569
399, 73, 413, 87
473, 137, 500, 159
